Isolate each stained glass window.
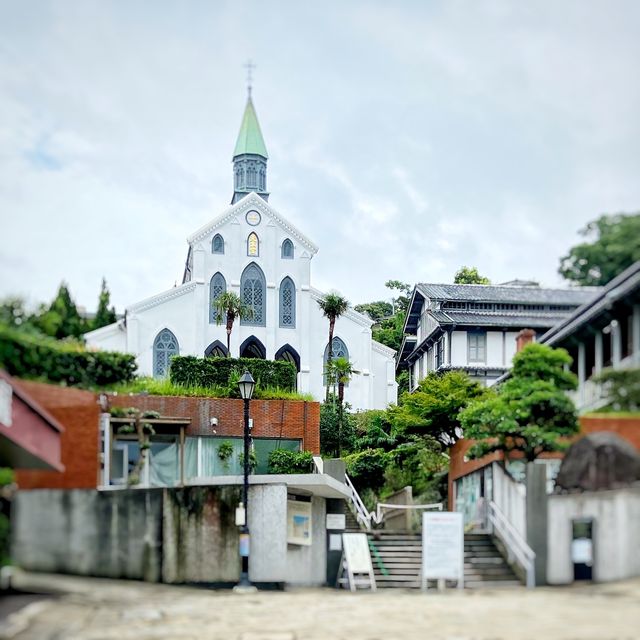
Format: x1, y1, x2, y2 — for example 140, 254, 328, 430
247, 232, 259, 257
281, 239, 294, 259
279, 277, 295, 327
209, 273, 226, 324
240, 263, 265, 326
212, 234, 224, 254
153, 329, 179, 378
323, 337, 349, 386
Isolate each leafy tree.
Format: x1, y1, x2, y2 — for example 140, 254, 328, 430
93, 278, 117, 330
559, 212, 640, 286
320, 397, 356, 457
317, 292, 349, 401
326, 357, 359, 457
354, 300, 393, 322
593, 367, 640, 412
389, 370, 487, 446
460, 344, 579, 462
454, 266, 491, 285
33, 282, 85, 339
212, 292, 253, 356
344, 448, 389, 492
0, 297, 32, 330
354, 410, 397, 451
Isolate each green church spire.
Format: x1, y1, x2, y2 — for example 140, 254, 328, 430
233, 97, 268, 159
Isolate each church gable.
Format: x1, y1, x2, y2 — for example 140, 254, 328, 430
187, 192, 318, 257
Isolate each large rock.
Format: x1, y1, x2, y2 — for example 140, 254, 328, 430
555, 431, 640, 492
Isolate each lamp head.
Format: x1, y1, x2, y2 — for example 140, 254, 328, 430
238, 370, 256, 400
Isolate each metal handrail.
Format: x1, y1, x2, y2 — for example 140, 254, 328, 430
489, 500, 536, 588
344, 474, 376, 529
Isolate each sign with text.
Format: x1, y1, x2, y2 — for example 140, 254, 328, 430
287, 500, 312, 546
422, 512, 464, 588
342, 533, 373, 573
326, 513, 346, 530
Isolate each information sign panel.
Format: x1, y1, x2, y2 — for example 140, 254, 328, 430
342, 533, 372, 573
287, 500, 312, 546
422, 512, 464, 588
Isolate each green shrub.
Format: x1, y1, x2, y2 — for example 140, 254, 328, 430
170, 356, 296, 394
594, 367, 640, 412
0, 325, 136, 387
218, 441, 234, 469
268, 449, 314, 474
344, 448, 389, 492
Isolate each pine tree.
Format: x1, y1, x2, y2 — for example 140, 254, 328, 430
93, 278, 117, 330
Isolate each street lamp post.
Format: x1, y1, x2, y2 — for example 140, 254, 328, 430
236, 370, 255, 590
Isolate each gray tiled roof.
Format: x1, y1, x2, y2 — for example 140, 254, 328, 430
416, 283, 598, 305
430, 310, 570, 329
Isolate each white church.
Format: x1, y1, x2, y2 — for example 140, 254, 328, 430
86, 93, 397, 411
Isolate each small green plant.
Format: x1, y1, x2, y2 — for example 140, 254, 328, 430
238, 449, 257, 472
268, 450, 314, 474
217, 441, 234, 469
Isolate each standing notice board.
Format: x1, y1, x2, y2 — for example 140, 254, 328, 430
422, 512, 464, 589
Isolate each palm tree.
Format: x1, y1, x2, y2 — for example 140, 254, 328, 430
212, 292, 253, 356
326, 356, 358, 457
317, 292, 349, 401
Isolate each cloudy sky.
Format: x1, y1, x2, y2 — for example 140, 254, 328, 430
1, 1, 639, 313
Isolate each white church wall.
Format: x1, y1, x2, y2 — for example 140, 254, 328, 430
85, 323, 126, 353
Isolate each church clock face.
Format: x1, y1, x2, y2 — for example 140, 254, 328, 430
246, 210, 261, 226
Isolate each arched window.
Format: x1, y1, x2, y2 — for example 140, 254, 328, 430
240, 336, 266, 359
279, 277, 296, 328
240, 263, 266, 326
247, 232, 259, 257
323, 337, 349, 386
212, 234, 224, 254
275, 344, 301, 372
209, 272, 226, 324
281, 239, 294, 260
205, 340, 228, 358
153, 328, 179, 378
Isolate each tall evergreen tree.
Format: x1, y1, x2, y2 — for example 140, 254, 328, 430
34, 282, 85, 339
93, 278, 117, 330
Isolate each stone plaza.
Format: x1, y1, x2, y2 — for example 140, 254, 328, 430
1, 571, 639, 640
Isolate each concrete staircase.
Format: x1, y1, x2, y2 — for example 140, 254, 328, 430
366, 531, 522, 589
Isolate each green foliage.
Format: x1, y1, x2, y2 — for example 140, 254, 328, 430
32, 282, 86, 339
559, 212, 640, 286
92, 278, 117, 330
454, 266, 490, 284
354, 410, 397, 451
267, 449, 314, 474
390, 370, 487, 446
217, 441, 234, 466
383, 439, 447, 497
0, 324, 137, 387
320, 398, 356, 457
460, 344, 579, 462
0, 297, 33, 331
354, 300, 393, 322
169, 356, 297, 394
238, 449, 257, 471
594, 367, 640, 412
0, 468, 14, 487
344, 448, 389, 492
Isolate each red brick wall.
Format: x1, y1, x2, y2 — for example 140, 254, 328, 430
14, 381, 321, 490
15, 381, 101, 490
109, 395, 320, 454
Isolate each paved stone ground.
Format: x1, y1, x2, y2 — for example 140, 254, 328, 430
1, 572, 639, 640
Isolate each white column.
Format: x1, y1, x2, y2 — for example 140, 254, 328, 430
444, 331, 450, 366
594, 331, 603, 376
611, 320, 622, 367
577, 342, 586, 408
633, 305, 640, 366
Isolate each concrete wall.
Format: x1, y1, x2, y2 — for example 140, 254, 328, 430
547, 488, 640, 584
13, 484, 328, 587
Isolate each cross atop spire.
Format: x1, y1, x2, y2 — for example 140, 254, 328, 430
244, 60, 256, 98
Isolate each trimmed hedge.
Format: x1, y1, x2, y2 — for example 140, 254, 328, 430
0, 325, 137, 387
268, 449, 314, 474
170, 356, 297, 393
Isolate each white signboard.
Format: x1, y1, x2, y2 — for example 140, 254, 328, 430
326, 513, 346, 530
0, 380, 12, 427
422, 512, 464, 588
571, 538, 593, 565
287, 500, 312, 546
342, 533, 372, 573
